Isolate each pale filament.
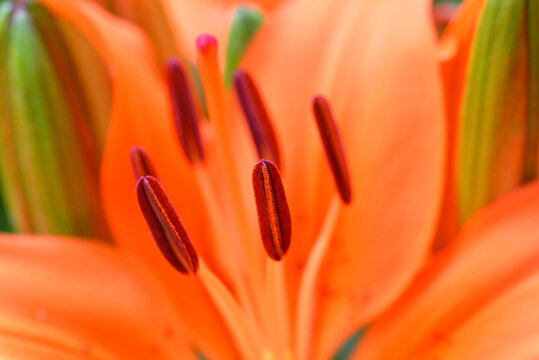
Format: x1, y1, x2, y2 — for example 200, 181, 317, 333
295, 196, 342, 360
193, 165, 263, 335
198, 261, 264, 359
196, 40, 266, 300
266, 258, 291, 357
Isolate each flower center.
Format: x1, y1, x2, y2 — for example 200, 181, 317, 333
133, 34, 352, 360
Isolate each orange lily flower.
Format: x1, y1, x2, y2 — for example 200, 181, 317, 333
15, 0, 539, 359
100, 0, 445, 358
4, 0, 444, 357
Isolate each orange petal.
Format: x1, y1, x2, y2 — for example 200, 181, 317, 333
420, 272, 539, 359
433, 0, 486, 251
243, 0, 445, 357
0, 233, 193, 359
160, 0, 238, 62
354, 181, 539, 359
314, 1, 445, 357
39, 1, 238, 358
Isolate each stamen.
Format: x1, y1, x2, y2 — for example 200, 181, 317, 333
312, 95, 352, 204
165, 58, 204, 164
130, 146, 157, 180
252, 160, 291, 261
196, 33, 266, 301
234, 70, 281, 168
136, 176, 198, 274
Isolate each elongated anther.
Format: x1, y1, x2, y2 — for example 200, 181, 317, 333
252, 160, 291, 261
312, 95, 352, 204
136, 176, 199, 274
130, 146, 158, 180
234, 70, 281, 168
165, 58, 205, 164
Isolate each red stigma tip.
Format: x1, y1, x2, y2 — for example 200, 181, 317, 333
252, 160, 291, 261
136, 176, 199, 275
234, 70, 281, 168
196, 34, 217, 54
312, 95, 352, 204
130, 146, 158, 180
165, 58, 205, 165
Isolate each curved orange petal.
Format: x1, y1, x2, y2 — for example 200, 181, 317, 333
0, 335, 87, 360
243, 0, 445, 357
420, 272, 539, 359
0, 233, 193, 359
39, 1, 238, 358
433, 0, 486, 251
354, 181, 539, 359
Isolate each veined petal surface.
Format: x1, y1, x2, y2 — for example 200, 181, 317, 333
242, 0, 445, 357
354, 182, 539, 359
0, 234, 193, 359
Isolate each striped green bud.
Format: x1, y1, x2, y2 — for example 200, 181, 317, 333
458, 0, 538, 222
0, 0, 111, 238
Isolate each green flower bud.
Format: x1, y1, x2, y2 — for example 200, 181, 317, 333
458, 0, 538, 223
0, 0, 111, 238
224, 6, 263, 87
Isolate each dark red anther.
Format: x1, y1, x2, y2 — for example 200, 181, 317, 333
252, 160, 291, 261
312, 96, 352, 204
130, 146, 158, 180
165, 58, 205, 164
234, 70, 281, 168
136, 176, 199, 274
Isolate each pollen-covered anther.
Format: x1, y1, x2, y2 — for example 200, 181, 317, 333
234, 70, 281, 168
312, 95, 352, 204
130, 146, 158, 180
165, 58, 205, 165
252, 160, 291, 261
136, 176, 199, 274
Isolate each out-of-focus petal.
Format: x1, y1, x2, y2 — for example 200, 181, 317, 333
243, 0, 444, 357
40, 1, 239, 358
0, 234, 193, 359
354, 182, 539, 359
420, 272, 539, 359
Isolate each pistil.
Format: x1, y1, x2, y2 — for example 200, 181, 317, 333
196, 33, 266, 321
